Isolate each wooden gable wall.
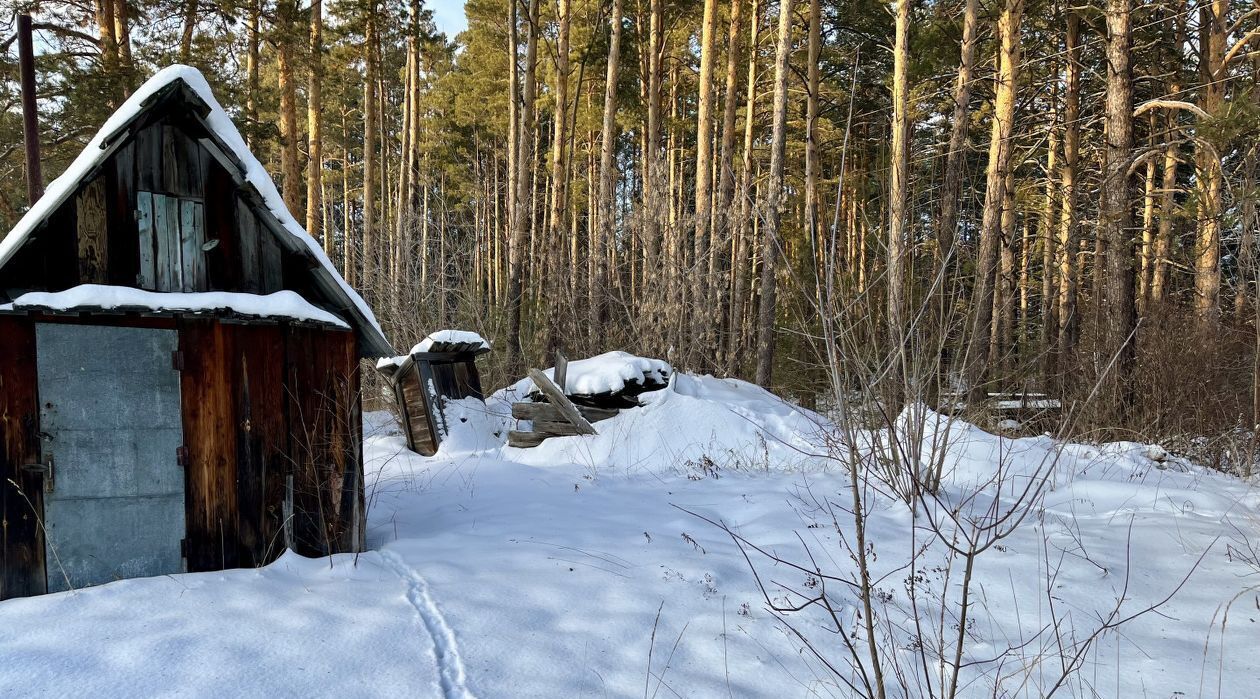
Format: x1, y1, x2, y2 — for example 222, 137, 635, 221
0, 115, 290, 300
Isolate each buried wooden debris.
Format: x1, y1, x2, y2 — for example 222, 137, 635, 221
526, 369, 597, 435
508, 351, 673, 448
507, 368, 598, 447
511, 402, 619, 423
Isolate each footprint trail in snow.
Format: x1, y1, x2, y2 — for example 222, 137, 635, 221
381, 550, 475, 699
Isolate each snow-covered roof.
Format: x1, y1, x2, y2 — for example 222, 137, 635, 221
376, 330, 491, 376
537, 351, 672, 396
0, 65, 392, 357
0, 285, 349, 329
412, 330, 491, 354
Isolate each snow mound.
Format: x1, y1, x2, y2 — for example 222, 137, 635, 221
492, 373, 829, 472
412, 329, 491, 354
534, 351, 671, 396
901, 405, 1260, 520
436, 397, 511, 456
0, 284, 348, 328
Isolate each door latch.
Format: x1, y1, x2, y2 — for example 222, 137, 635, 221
21, 455, 53, 493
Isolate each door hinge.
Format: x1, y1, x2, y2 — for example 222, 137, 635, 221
171, 350, 185, 372
180, 538, 189, 559
177, 445, 189, 468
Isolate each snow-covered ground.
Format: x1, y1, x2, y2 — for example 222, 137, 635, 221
2, 373, 1258, 697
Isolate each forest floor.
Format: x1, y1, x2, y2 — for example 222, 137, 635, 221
1, 375, 1259, 697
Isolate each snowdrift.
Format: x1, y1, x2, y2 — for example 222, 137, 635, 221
437, 372, 835, 472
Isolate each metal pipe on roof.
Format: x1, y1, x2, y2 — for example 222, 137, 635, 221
18, 14, 43, 206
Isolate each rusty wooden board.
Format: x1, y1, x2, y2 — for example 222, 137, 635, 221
0, 317, 45, 599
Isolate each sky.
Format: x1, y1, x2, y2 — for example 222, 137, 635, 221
429, 0, 469, 39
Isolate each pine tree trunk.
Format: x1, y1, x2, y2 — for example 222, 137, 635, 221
1138, 116, 1157, 312
1099, 0, 1137, 412
1193, 0, 1228, 329
246, 0, 260, 148
594, 0, 625, 331
805, 0, 822, 301
964, 0, 1022, 402
1056, 12, 1081, 366
1039, 70, 1059, 381
548, 0, 573, 296
114, 0, 132, 93
887, 0, 912, 384
644, 0, 665, 331
96, 0, 119, 104
713, 0, 745, 366
507, 0, 520, 283
277, 1, 302, 216
307, 0, 324, 247
754, 0, 794, 387
508, 0, 542, 371
341, 111, 353, 283
179, 0, 197, 63
1149, 3, 1185, 308
730, 0, 761, 374
362, 7, 378, 291
693, 0, 721, 345
936, 0, 979, 270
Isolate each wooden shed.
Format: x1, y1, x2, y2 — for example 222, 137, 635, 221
0, 66, 392, 600
376, 331, 490, 456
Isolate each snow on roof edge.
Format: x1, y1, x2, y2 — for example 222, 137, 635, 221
0, 65, 389, 354
0, 285, 350, 329
412, 329, 491, 354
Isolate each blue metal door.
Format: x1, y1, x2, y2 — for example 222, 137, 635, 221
36, 324, 186, 592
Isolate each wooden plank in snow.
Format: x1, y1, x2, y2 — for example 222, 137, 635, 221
511, 402, 618, 423
527, 369, 596, 435
554, 351, 569, 393
508, 431, 549, 448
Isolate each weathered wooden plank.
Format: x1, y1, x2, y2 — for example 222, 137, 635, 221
135, 124, 163, 192
184, 130, 207, 197
508, 430, 550, 448
399, 365, 438, 455
555, 351, 569, 393
163, 125, 188, 196
76, 177, 109, 283
180, 199, 206, 291
417, 360, 448, 440
236, 198, 261, 292
284, 326, 361, 556
259, 218, 282, 293
0, 317, 45, 599
231, 325, 287, 567
136, 191, 156, 288
108, 142, 139, 286
178, 320, 240, 572
532, 419, 585, 436
527, 369, 597, 435
153, 193, 184, 291
512, 402, 619, 423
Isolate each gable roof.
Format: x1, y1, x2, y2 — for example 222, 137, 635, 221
0, 65, 393, 358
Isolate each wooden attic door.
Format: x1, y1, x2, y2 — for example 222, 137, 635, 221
136, 192, 207, 292
130, 123, 212, 293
